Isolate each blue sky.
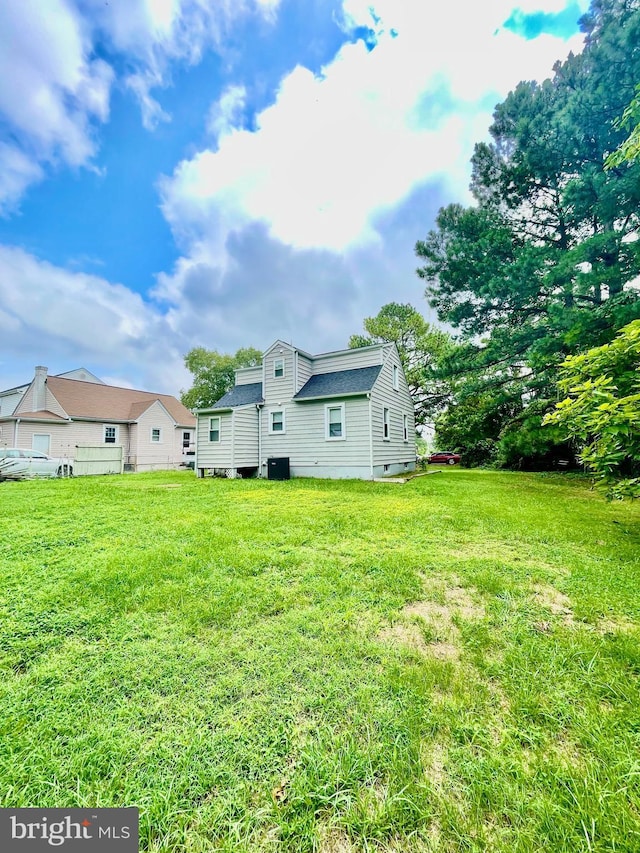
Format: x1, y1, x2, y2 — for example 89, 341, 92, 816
0, 0, 590, 396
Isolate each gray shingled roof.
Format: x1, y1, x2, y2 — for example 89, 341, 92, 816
210, 382, 263, 409
294, 365, 382, 400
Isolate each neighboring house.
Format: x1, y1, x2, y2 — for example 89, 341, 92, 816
0, 366, 196, 472
0, 367, 103, 417
195, 340, 416, 480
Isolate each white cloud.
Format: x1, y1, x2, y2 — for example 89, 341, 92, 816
0, 0, 282, 209
0, 246, 190, 394
0, 144, 44, 214
160, 0, 588, 262
207, 85, 247, 141
0, 0, 113, 208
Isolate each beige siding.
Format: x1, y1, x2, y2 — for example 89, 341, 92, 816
196, 411, 233, 468
235, 366, 262, 386
295, 353, 313, 393
15, 384, 68, 418
10, 420, 130, 462
15, 383, 36, 413
263, 344, 295, 404
232, 406, 259, 466
132, 403, 184, 470
312, 347, 383, 374
371, 349, 416, 467
0, 421, 16, 446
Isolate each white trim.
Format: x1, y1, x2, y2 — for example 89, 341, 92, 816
209, 416, 221, 443
269, 408, 286, 434
325, 403, 346, 441
273, 357, 285, 379
104, 424, 119, 444
150, 427, 162, 443
392, 364, 399, 391
383, 407, 390, 441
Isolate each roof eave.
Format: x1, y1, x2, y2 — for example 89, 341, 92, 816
292, 390, 371, 402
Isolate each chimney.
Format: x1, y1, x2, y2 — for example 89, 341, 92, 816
33, 365, 48, 411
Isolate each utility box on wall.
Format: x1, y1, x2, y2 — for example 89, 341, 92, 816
267, 457, 290, 480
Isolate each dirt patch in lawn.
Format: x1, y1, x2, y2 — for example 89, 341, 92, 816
532, 584, 574, 625
380, 582, 484, 661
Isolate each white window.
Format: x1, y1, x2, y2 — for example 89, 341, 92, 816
274, 358, 285, 378
383, 408, 390, 440
209, 417, 220, 443
403, 414, 409, 442
270, 409, 285, 433
151, 427, 162, 443
104, 425, 118, 444
325, 404, 345, 440
392, 364, 399, 391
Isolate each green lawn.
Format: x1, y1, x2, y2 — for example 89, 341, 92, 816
1, 469, 639, 852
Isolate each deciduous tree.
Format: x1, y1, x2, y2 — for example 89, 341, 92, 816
544, 320, 640, 498
349, 302, 452, 425
181, 346, 262, 410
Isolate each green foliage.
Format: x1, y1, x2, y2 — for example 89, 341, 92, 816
545, 320, 640, 498
348, 302, 452, 425
605, 84, 640, 168
180, 345, 262, 410
417, 0, 640, 471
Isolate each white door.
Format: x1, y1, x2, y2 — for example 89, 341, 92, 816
32, 434, 50, 454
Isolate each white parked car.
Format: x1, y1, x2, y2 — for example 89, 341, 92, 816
0, 448, 73, 480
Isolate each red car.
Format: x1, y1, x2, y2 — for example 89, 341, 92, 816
428, 451, 461, 465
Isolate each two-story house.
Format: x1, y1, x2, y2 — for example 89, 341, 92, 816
195, 340, 416, 480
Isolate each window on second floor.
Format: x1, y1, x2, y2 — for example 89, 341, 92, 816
274, 358, 285, 378
392, 364, 399, 391
383, 408, 390, 440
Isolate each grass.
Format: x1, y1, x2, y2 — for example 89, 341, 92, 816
0, 468, 639, 851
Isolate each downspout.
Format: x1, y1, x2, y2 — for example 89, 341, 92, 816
15, 418, 20, 447
194, 416, 200, 477
257, 403, 263, 477
368, 393, 374, 480
231, 410, 235, 474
